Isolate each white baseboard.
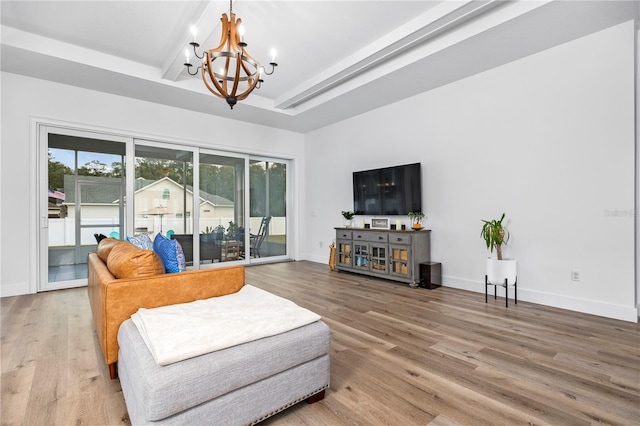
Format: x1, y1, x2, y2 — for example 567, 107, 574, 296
0, 281, 32, 298
302, 253, 328, 264
257, 259, 640, 323
443, 275, 638, 323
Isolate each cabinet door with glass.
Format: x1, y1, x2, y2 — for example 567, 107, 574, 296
389, 244, 411, 279
336, 239, 353, 268
369, 243, 389, 274
353, 242, 370, 271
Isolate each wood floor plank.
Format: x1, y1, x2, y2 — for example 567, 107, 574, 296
22, 353, 68, 426
2, 261, 639, 425
472, 365, 631, 425
67, 324, 101, 383
469, 347, 640, 420
0, 365, 35, 426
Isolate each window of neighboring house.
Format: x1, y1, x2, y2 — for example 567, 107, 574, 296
176, 213, 183, 218
204, 209, 211, 213
162, 188, 170, 200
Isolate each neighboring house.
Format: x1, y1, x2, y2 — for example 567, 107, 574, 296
48, 202, 67, 219
131, 176, 235, 229
58, 175, 235, 235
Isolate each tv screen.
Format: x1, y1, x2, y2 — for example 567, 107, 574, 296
353, 163, 422, 215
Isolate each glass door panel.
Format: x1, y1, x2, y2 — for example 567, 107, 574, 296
249, 159, 287, 261
370, 244, 387, 272
390, 245, 410, 277
354, 243, 369, 270
77, 178, 124, 263
199, 152, 245, 264
134, 145, 193, 258
46, 134, 125, 288
337, 240, 352, 267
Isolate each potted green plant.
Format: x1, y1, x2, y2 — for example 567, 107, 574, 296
201, 225, 225, 241
212, 225, 225, 241
341, 210, 355, 228
226, 221, 239, 241
481, 213, 516, 285
408, 211, 425, 230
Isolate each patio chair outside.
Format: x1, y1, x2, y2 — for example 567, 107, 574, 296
250, 216, 272, 258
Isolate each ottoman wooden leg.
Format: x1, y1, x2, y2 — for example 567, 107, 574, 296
307, 390, 326, 404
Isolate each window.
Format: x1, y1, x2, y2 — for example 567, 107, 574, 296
134, 145, 193, 238
249, 159, 287, 259
199, 153, 245, 263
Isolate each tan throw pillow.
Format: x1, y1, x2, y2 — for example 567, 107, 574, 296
107, 242, 165, 279
97, 238, 128, 263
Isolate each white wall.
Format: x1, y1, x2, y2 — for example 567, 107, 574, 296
1, 20, 636, 323
0, 73, 304, 297
303, 21, 637, 322
636, 24, 640, 317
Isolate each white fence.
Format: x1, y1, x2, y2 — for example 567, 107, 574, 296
48, 216, 286, 247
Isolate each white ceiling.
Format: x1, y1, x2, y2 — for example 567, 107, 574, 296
1, 1, 638, 133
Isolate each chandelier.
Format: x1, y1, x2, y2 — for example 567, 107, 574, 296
184, 0, 278, 109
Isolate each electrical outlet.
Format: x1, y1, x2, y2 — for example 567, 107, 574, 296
571, 270, 581, 282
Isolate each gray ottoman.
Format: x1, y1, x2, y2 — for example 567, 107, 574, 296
117, 318, 330, 425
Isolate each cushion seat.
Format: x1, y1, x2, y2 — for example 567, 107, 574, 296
118, 318, 330, 423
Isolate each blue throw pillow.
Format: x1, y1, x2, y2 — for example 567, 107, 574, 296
153, 233, 186, 273
126, 234, 153, 250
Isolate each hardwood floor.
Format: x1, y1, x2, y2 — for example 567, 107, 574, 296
2, 261, 639, 425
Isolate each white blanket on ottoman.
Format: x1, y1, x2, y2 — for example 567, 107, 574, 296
131, 285, 321, 366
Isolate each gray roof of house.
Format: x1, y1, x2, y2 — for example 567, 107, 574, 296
62, 175, 122, 204
62, 175, 233, 206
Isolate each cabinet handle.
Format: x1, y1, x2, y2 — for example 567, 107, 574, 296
378, 236, 383, 240
397, 237, 402, 241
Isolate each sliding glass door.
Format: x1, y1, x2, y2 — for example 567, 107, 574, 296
41, 128, 128, 291
199, 152, 246, 264
249, 158, 288, 261
133, 143, 194, 254
39, 125, 293, 290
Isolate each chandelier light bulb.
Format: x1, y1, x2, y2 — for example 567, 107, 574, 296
184, 48, 190, 63
238, 24, 245, 41
190, 26, 198, 42
270, 48, 277, 63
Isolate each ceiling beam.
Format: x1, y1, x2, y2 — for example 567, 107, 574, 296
161, 1, 224, 83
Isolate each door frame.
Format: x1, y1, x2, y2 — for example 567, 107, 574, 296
198, 147, 250, 267
75, 178, 125, 264
37, 124, 132, 291
248, 155, 292, 264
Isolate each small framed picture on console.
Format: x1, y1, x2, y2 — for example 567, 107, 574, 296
371, 218, 390, 229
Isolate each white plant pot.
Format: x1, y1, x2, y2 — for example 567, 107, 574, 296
486, 258, 517, 285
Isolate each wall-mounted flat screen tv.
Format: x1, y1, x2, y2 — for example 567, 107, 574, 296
353, 163, 422, 215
